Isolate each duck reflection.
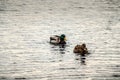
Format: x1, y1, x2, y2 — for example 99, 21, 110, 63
80, 55, 86, 65
75, 54, 86, 65
49, 42, 66, 62
59, 45, 66, 54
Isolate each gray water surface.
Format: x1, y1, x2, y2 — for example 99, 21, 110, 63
0, 0, 120, 80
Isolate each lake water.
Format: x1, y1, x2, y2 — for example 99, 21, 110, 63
0, 0, 120, 80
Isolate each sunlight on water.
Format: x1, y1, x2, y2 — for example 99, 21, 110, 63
0, 0, 120, 80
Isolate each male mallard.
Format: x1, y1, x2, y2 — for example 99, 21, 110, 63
50, 34, 66, 45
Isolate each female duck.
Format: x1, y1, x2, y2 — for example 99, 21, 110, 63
73, 43, 88, 56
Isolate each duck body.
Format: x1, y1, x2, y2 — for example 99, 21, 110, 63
50, 34, 66, 45
50, 35, 60, 44
73, 43, 88, 56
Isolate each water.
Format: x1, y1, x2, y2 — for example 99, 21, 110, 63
0, 0, 120, 80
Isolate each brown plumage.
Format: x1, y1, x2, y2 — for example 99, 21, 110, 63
73, 43, 88, 56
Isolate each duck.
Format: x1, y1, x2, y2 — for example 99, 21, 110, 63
50, 34, 66, 45
73, 43, 88, 56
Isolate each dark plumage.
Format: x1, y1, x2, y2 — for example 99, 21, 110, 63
73, 43, 88, 56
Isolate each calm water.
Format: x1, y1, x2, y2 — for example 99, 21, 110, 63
0, 0, 120, 80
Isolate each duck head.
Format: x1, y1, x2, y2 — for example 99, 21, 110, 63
60, 34, 66, 41
59, 34, 66, 44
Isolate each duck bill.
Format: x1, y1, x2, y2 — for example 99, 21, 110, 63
64, 37, 67, 41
